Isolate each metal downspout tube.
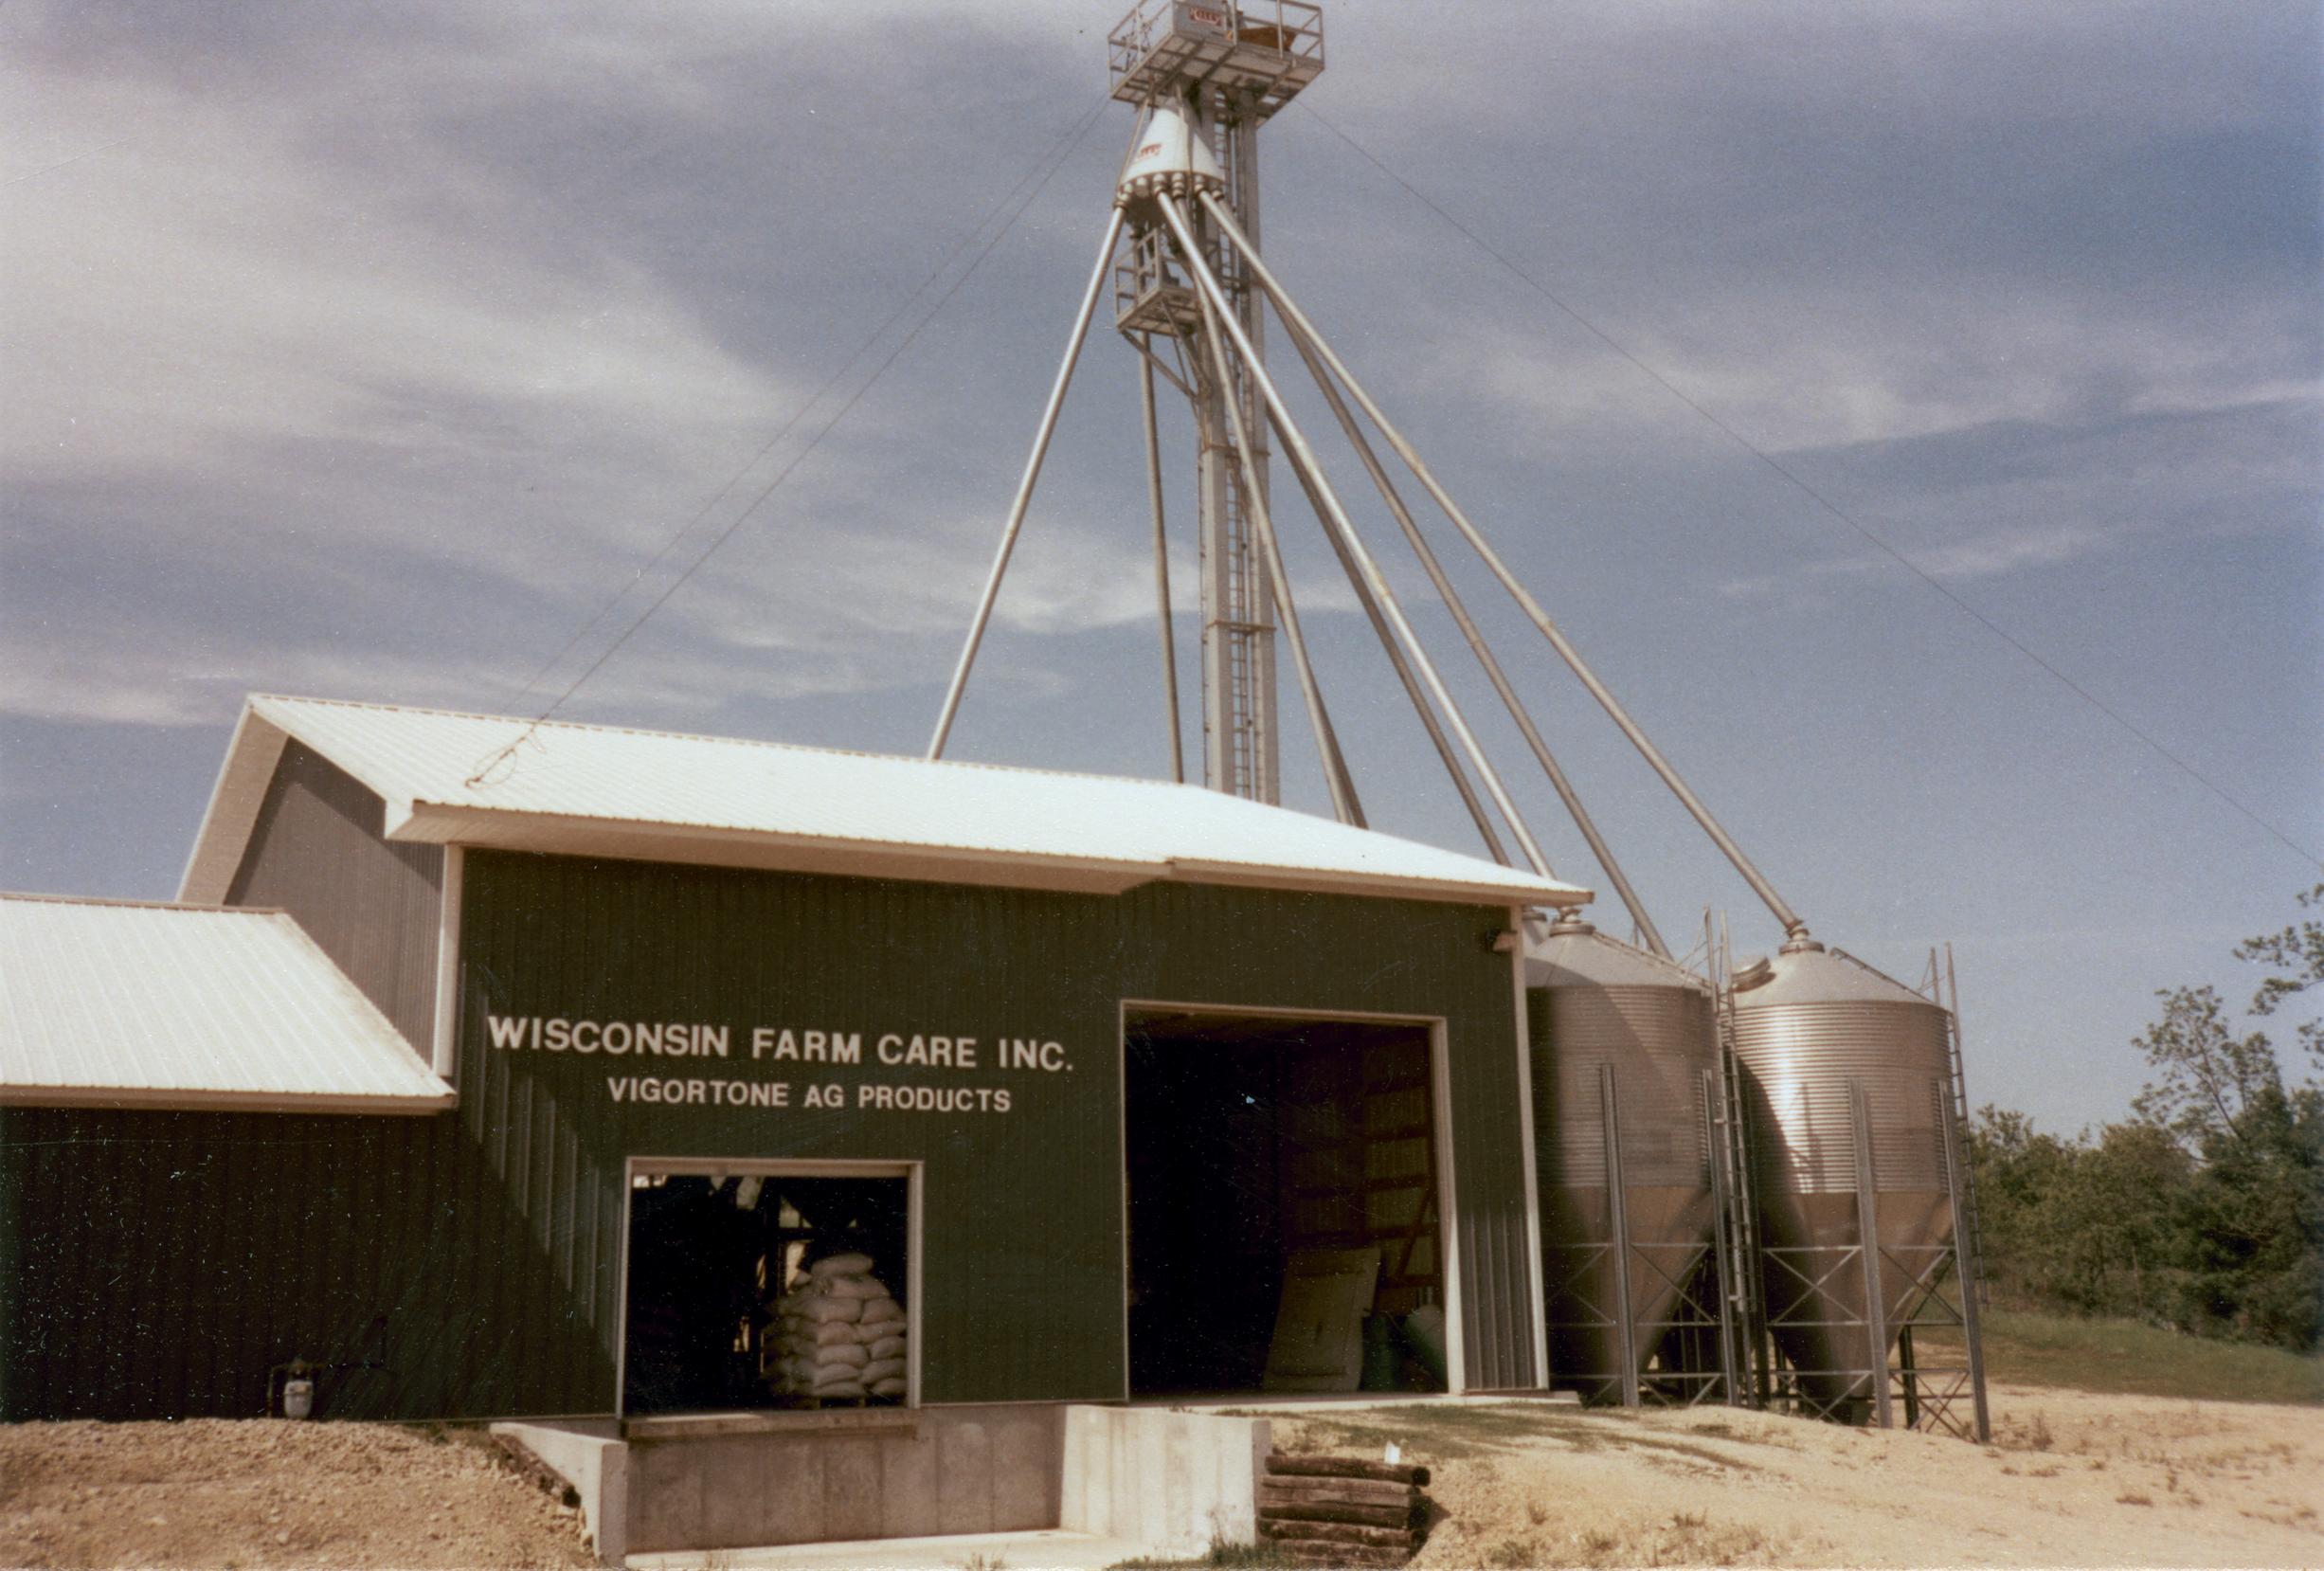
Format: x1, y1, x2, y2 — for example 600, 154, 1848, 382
1200, 192, 1809, 942
928, 207, 1126, 761
1275, 306, 1666, 950
1268, 371, 1512, 865
1159, 192, 1555, 877
1189, 257, 1364, 827
1140, 354, 1187, 784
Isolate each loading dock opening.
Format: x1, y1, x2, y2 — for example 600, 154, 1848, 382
1123, 1007, 1451, 1399
620, 1159, 917, 1418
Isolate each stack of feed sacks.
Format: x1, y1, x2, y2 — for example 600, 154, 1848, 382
772, 1252, 909, 1401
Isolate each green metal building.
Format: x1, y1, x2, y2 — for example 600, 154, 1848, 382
1, 694, 1589, 1422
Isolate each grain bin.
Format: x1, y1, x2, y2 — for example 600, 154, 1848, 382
1728, 940, 1955, 1422
1525, 912, 1722, 1404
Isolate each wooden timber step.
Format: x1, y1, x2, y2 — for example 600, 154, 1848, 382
1267, 1453, 1432, 1488
1265, 1539, 1412, 1568
1257, 1451, 1433, 1566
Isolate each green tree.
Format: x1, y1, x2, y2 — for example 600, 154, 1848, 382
2237, 883, 2324, 1070
2127, 886, 2324, 1349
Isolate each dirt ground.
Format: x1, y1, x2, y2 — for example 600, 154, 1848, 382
0, 1419, 593, 1569
2, 1385, 2318, 1569
1272, 1381, 2324, 1568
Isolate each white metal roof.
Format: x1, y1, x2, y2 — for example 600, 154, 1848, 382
0, 894, 456, 1113
181, 695, 1592, 910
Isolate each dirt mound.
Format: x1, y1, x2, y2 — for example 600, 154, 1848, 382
0, 1419, 593, 1569
1270, 1382, 2324, 1568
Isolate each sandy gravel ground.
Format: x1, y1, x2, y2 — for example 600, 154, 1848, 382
1272, 1382, 2324, 1568
0, 1419, 593, 1569
1, 1387, 2316, 1568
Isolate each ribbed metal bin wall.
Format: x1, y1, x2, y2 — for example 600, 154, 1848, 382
1535, 985, 1716, 1191
1729, 995, 1951, 1194
1729, 947, 1955, 1409
1526, 922, 1719, 1395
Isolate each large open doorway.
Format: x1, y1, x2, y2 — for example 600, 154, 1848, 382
620, 1159, 916, 1418
1124, 1007, 1451, 1399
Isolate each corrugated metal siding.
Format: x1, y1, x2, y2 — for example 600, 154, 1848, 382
3, 838, 1540, 1418
453, 858, 1539, 1406
456, 853, 1134, 1408
226, 741, 443, 1047
1114, 883, 1539, 1391
0, 1105, 619, 1421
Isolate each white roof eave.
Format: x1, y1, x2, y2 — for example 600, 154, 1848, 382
186, 694, 1593, 911
391, 801, 1589, 907
1164, 857, 1590, 910
0, 1084, 455, 1115
393, 800, 1173, 897
177, 706, 290, 905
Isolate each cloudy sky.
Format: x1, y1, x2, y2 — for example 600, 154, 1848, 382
5, 0, 2317, 1133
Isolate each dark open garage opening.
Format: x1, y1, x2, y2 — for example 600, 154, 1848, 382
1124, 1008, 1450, 1399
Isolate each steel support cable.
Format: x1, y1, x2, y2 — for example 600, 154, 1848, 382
500, 91, 1117, 721
1139, 354, 1187, 784
1265, 352, 1512, 866
1272, 299, 1667, 951
928, 206, 1128, 760
1198, 191, 1808, 937
1301, 107, 2319, 876
1187, 244, 1365, 827
1162, 191, 1551, 876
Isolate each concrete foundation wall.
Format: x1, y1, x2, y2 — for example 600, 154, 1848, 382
505, 1404, 1270, 1563
1059, 1407, 1272, 1558
617, 1405, 1063, 1556
493, 1422, 626, 1565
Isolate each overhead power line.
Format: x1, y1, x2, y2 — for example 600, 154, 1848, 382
498, 90, 1114, 716
466, 91, 1115, 785
1300, 102, 2321, 873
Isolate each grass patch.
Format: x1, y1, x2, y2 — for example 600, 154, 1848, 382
1916, 1308, 2324, 1405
